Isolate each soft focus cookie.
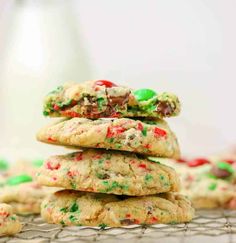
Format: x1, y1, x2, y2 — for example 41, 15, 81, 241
0, 203, 22, 236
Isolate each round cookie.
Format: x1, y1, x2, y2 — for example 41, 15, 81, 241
0, 174, 58, 214
37, 118, 180, 158
0, 203, 22, 236
150, 157, 236, 209
37, 149, 180, 196
41, 190, 194, 227
43, 80, 181, 119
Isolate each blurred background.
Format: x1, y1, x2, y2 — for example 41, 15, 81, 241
0, 0, 235, 162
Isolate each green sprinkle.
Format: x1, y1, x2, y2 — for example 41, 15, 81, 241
6, 174, 32, 186
70, 202, 79, 213
134, 89, 157, 101
145, 174, 153, 182
10, 216, 16, 221
32, 159, 44, 167
49, 86, 63, 95
69, 215, 76, 222
60, 220, 65, 225
102, 181, 109, 186
160, 175, 165, 180
141, 127, 147, 136
0, 159, 9, 170
70, 182, 77, 190
99, 223, 107, 229
107, 138, 115, 143
217, 161, 234, 174
115, 144, 122, 149
147, 157, 161, 164
98, 159, 104, 165
43, 110, 49, 116
60, 207, 68, 213
208, 182, 217, 190
170, 221, 177, 225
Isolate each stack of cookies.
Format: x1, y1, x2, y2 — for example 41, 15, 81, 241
36, 80, 194, 227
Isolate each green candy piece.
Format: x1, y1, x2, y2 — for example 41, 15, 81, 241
134, 89, 157, 101
6, 174, 33, 186
32, 159, 44, 167
217, 161, 234, 173
208, 182, 217, 191
0, 159, 9, 171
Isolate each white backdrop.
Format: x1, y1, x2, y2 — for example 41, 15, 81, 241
0, 0, 235, 161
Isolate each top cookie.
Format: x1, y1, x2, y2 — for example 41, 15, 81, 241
43, 80, 181, 119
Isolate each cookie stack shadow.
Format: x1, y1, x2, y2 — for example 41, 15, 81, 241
36, 80, 194, 227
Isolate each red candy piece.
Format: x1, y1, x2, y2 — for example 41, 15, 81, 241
106, 126, 125, 138
187, 158, 210, 167
153, 127, 167, 137
95, 80, 117, 88
223, 159, 235, 164
46, 162, 61, 170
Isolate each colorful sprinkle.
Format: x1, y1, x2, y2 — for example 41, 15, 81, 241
46, 162, 61, 170
153, 127, 167, 138
208, 182, 217, 190
106, 126, 126, 138
145, 174, 153, 182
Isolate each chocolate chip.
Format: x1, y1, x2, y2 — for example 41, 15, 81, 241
120, 219, 136, 225
156, 101, 174, 116
211, 165, 232, 178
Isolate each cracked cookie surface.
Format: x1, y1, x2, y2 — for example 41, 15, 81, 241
37, 149, 180, 196
37, 118, 180, 158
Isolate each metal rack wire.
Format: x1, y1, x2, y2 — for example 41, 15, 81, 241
1, 210, 236, 243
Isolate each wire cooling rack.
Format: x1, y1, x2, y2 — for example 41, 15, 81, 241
1, 210, 236, 243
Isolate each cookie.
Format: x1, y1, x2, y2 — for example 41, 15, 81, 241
149, 157, 236, 209
37, 149, 180, 196
0, 174, 58, 214
37, 118, 180, 158
0, 203, 22, 236
43, 80, 181, 119
41, 190, 194, 227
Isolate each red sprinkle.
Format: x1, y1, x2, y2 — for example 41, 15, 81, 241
138, 163, 147, 169
53, 104, 60, 111
46, 162, 61, 170
47, 137, 57, 142
137, 122, 144, 131
153, 127, 167, 137
61, 111, 80, 117
187, 158, 210, 167
75, 153, 83, 161
106, 126, 126, 138
144, 144, 151, 149
134, 219, 140, 224
95, 80, 117, 88
151, 216, 158, 223
125, 213, 131, 218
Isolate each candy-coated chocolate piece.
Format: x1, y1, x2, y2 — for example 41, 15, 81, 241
134, 88, 157, 101
95, 80, 117, 88
6, 174, 32, 186
187, 158, 210, 167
